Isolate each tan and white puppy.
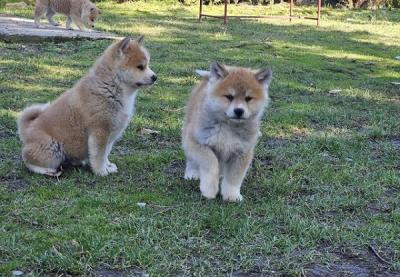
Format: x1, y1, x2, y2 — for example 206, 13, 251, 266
182, 62, 272, 201
34, 0, 101, 30
17, 36, 157, 176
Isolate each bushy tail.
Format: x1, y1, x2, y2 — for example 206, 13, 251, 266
17, 103, 49, 142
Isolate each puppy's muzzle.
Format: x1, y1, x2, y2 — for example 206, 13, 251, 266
233, 108, 244, 118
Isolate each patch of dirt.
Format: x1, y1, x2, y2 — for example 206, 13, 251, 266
263, 136, 304, 149
391, 138, 400, 149
0, 130, 16, 139
307, 264, 370, 277
1, 176, 28, 191
164, 159, 185, 177
307, 245, 400, 277
0, 155, 29, 191
365, 188, 398, 216
95, 267, 148, 277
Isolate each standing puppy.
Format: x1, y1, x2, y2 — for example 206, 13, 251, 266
17, 36, 157, 176
34, 0, 101, 30
182, 62, 272, 201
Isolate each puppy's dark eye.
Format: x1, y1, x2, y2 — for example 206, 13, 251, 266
225, 95, 234, 101
245, 96, 253, 102
137, 65, 145, 70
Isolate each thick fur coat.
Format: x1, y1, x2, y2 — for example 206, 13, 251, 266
182, 62, 272, 201
17, 36, 157, 176
34, 0, 101, 30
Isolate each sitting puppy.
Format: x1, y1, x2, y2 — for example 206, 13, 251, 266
182, 62, 272, 201
34, 0, 101, 30
17, 36, 157, 176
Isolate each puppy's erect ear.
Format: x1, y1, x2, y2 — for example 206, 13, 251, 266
210, 62, 228, 80
255, 68, 272, 88
195, 69, 210, 78
136, 35, 144, 44
119, 37, 131, 54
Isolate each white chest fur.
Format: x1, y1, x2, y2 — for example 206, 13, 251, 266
109, 92, 137, 142
196, 122, 257, 161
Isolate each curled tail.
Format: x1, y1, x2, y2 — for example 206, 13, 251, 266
17, 103, 49, 142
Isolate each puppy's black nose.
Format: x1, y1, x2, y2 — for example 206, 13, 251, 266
234, 108, 244, 118
151, 75, 157, 82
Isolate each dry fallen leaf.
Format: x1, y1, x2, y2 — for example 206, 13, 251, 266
328, 89, 342, 95
12, 271, 24, 277
140, 128, 160, 135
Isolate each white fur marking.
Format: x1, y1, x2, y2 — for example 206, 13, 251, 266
195, 69, 210, 77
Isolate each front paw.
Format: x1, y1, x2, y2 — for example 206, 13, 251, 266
184, 168, 199, 180
200, 183, 218, 200
106, 161, 118, 173
93, 163, 117, 176
221, 188, 244, 202
222, 193, 243, 202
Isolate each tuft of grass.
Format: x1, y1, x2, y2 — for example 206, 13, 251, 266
0, 1, 400, 275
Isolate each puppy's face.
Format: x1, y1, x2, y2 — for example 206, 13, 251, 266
116, 36, 157, 89
203, 63, 272, 122
82, 4, 101, 29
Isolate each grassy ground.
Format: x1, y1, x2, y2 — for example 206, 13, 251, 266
1, 1, 400, 275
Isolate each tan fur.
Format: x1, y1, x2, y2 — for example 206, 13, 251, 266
34, 0, 101, 30
17, 36, 157, 176
182, 62, 272, 201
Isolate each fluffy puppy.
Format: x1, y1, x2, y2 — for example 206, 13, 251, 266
34, 0, 101, 30
17, 36, 157, 176
182, 62, 272, 201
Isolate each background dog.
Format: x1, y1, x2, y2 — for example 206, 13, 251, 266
17, 36, 157, 176
34, 0, 101, 30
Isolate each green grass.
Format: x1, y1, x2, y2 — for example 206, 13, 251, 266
1, 1, 400, 275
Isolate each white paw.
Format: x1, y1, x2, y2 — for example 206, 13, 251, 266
184, 168, 199, 180
222, 192, 244, 202
200, 184, 218, 200
106, 161, 118, 173
93, 162, 117, 176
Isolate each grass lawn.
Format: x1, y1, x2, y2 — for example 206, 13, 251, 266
0, 1, 400, 275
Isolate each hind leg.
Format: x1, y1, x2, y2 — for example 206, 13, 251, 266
22, 139, 64, 176
46, 8, 59, 26
70, 14, 86, 31
34, 1, 47, 27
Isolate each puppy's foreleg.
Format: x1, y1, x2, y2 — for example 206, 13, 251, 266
220, 149, 254, 202
46, 8, 59, 26
34, 2, 47, 27
104, 138, 118, 173
187, 143, 220, 199
88, 132, 117, 176
184, 158, 199, 180
71, 14, 86, 31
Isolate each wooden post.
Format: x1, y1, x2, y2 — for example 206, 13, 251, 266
224, 0, 228, 24
317, 0, 321, 26
290, 0, 293, 22
199, 0, 203, 21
